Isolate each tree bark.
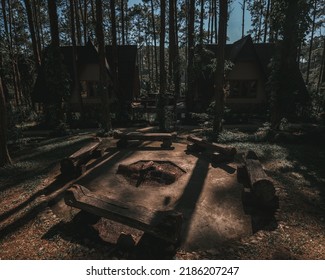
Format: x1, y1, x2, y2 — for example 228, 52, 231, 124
47, 0, 60, 47
121, 0, 125, 45
186, 0, 195, 111
110, 0, 119, 108
270, 0, 301, 129
24, 0, 41, 67
168, 0, 176, 88
74, 0, 82, 45
187, 135, 237, 156
210, 0, 214, 43
32, 0, 42, 55
2, 0, 20, 106
199, 0, 204, 45
317, 37, 325, 92
213, 0, 227, 135
306, 0, 317, 86
157, 0, 166, 131
150, 0, 158, 85
214, 0, 218, 43
263, 0, 270, 43
0, 76, 12, 167
82, 0, 88, 44
244, 156, 275, 204
96, 0, 112, 131
241, 0, 246, 38
174, 0, 180, 99
70, 0, 83, 112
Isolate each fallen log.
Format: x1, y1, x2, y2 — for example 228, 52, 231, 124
60, 139, 102, 177
187, 135, 237, 157
245, 155, 275, 204
114, 131, 176, 148
237, 164, 249, 185
64, 184, 183, 244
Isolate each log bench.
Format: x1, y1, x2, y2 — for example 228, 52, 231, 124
60, 139, 103, 177
113, 131, 177, 149
237, 150, 276, 206
187, 135, 237, 163
64, 184, 183, 244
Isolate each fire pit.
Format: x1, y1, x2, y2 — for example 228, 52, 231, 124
117, 160, 186, 187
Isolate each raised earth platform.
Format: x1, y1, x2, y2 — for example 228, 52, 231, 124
54, 140, 252, 251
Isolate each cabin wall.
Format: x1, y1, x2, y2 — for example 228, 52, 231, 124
227, 61, 265, 103
78, 64, 100, 81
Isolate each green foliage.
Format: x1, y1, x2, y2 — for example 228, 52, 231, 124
193, 47, 233, 80
266, 1, 313, 127
216, 122, 272, 143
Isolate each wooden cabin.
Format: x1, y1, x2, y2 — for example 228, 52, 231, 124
32, 41, 139, 118
195, 35, 307, 114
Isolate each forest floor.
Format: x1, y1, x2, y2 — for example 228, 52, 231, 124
0, 126, 325, 260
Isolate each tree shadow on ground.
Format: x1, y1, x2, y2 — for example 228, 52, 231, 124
76, 149, 135, 188
185, 150, 236, 174
174, 158, 209, 245
0, 137, 91, 193
42, 211, 118, 259
267, 142, 325, 222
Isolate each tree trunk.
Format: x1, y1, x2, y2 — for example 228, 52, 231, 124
76, 0, 86, 45
83, 0, 88, 44
90, 0, 96, 38
150, 0, 158, 85
186, 0, 195, 111
74, 0, 82, 45
47, 0, 60, 47
0, 77, 12, 167
96, 0, 112, 131
110, 0, 119, 110
207, 0, 211, 42
2, 0, 20, 106
213, 0, 227, 135
174, 0, 180, 101
270, 0, 300, 129
121, 0, 125, 45
70, 0, 83, 113
306, 0, 317, 86
187, 135, 237, 156
199, 0, 204, 45
241, 0, 246, 38
32, 0, 42, 55
244, 152, 275, 204
263, 0, 270, 43
257, 0, 263, 43
214, 0, 218, 43
169, 0, 176, 88
157, 0, 166, 131
24, 0, 41, 67
210, 0, 214, 43
317, 37, 325, 93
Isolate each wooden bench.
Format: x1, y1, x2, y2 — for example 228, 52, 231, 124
64, 184, 183, 244
187, 135, 237, 163
60, 139, 103, 177
113, 131, 177, 149
237, 150, 275, 206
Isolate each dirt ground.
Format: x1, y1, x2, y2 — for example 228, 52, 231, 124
0, 128, 325, 260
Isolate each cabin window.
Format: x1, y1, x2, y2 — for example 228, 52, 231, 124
80, 81, 99, 98
228, 80, 258, 98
